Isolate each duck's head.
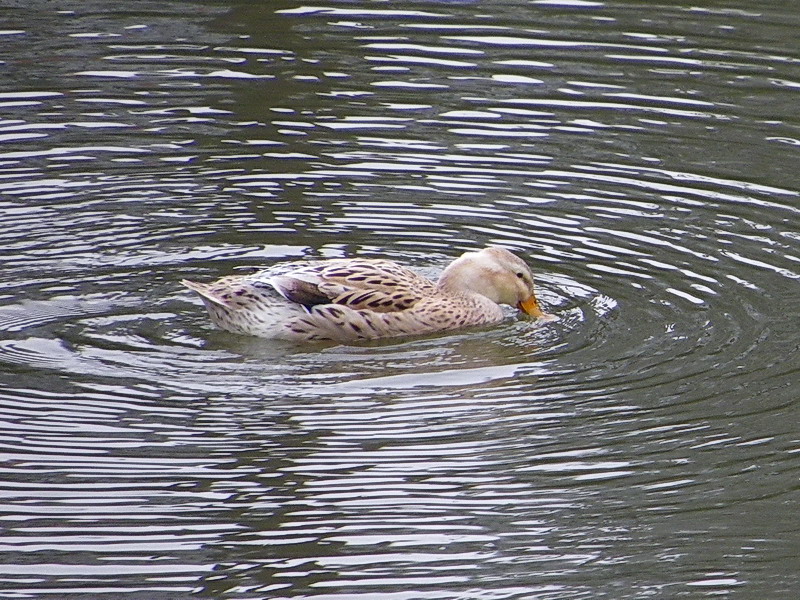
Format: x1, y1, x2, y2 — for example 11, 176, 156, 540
439, 246, 552, 319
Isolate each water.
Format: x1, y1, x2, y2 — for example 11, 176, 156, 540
1, 1, 798, 598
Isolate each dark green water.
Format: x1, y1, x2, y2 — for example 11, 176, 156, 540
0, 1, 798, 598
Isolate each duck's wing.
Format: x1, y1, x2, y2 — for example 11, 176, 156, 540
267, 258, 437, 313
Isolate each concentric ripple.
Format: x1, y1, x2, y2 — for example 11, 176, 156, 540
0, 1, 798, 599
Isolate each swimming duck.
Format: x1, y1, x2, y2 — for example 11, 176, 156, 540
182, 246, 551, 342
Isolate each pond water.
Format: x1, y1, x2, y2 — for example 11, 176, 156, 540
0, 1, 798, 598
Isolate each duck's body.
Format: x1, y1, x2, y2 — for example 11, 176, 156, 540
182, 247, 549, 343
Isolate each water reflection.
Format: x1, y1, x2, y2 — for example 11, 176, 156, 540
0, 0, 798, 598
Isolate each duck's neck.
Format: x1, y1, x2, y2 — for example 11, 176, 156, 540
438, 255, 500, 304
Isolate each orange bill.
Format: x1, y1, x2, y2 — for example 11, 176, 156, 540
518, 295, 548, 318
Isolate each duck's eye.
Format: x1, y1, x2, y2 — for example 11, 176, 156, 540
516, 272, 524, 279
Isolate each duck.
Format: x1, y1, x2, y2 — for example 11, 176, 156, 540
181, 246, 552, 343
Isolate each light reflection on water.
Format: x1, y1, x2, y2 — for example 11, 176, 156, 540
0, 0, 799, 598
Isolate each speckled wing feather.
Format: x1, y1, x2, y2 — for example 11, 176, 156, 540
271, 259, 437, 314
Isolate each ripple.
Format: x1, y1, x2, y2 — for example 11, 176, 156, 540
0, 0, 798, 598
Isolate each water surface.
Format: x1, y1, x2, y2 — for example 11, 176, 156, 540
0, 1, 798, 598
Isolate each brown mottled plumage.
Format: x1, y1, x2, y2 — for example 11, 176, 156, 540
182, 247, 552, 343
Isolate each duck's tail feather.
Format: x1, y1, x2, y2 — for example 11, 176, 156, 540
180, 279, 230, 307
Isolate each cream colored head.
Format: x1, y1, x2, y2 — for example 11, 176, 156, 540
438, 246, 548, 317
